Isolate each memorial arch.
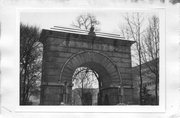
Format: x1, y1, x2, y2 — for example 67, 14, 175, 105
39, 27, 135, 105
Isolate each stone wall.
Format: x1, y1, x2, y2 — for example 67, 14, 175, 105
40, 29, 134, 105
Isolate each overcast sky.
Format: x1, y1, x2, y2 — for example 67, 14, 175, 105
20, 9, 158, 35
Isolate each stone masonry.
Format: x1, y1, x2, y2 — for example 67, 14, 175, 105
39, 29, 135, 105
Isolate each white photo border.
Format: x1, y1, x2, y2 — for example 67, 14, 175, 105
4, 7, 166, 113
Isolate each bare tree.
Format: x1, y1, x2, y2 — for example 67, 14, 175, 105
120, 13, 159, 105
72, 13, 100, 31
141, 16, 159, 104
72, 67, 98, 105
120, 13, 146, 105
20, 23, 42, 105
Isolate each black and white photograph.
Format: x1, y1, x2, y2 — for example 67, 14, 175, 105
0, 0, 180, 118
20, 10, 161, 106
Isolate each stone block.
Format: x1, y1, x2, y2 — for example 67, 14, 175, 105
116, 62, 131, 68
44, 75, 60, 83
46, 51, 73, 58
122, 79, 133, 86
121, 74, 132, 79
62, 68, 74, 77
46, 45, 63, 52
118, 67, 132, 73
46, 37, 65, 45
123, 95, 133, 104
42, 86, 61, 105
111, 57, 131, 63
46, 57, 68, 63
104, 52, 130, 59
82, 42, 90, 49
44, 61, 64, 69
69, 48, 81, 53
44, 69, 60, 76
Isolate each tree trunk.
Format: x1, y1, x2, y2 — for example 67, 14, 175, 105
81, 78, 84, 105
22, 63, 28, 105
155, 75, 158, 105
137, 20, 143, 105
139, 51, 143, 105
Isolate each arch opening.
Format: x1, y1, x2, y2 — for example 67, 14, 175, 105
72, 67, 99, 105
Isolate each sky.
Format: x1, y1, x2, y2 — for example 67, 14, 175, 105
20, 9, 158, 35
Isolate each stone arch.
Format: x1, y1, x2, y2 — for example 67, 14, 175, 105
59, 50, 121, 88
